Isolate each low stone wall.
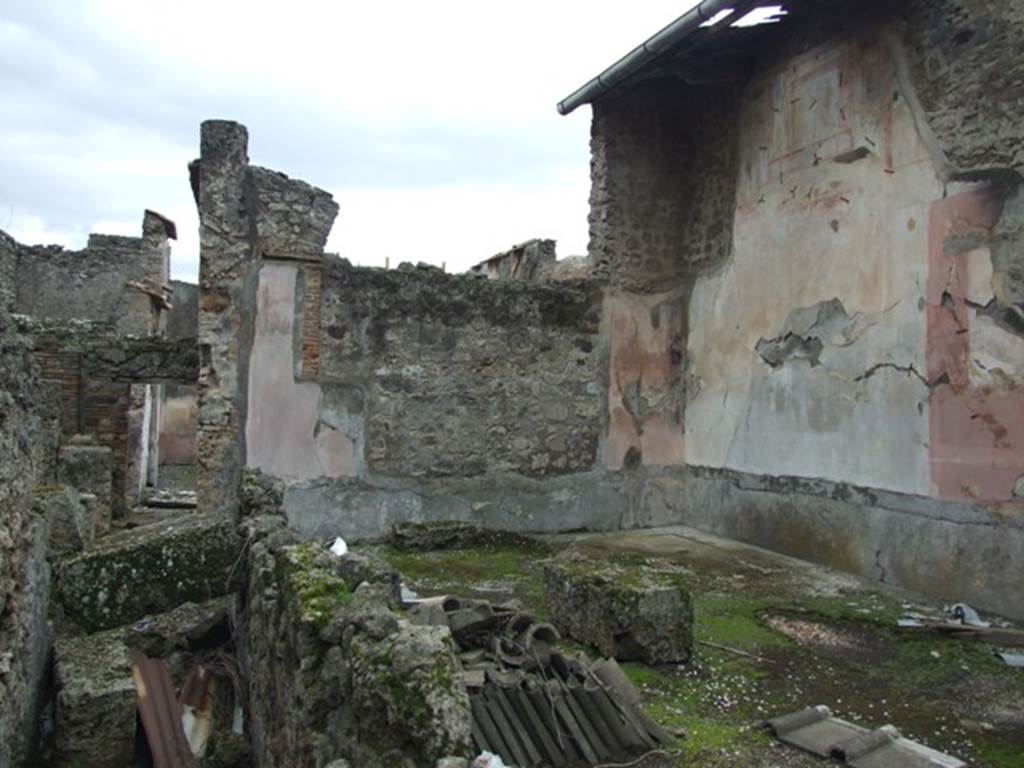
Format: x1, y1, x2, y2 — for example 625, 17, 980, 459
282, 471, 630, 543
670, 465, 1024, 620
236, 474, 470, 768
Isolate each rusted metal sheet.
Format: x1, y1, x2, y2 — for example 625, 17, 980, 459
179, 664, 217, 757
128, 649, 198, 768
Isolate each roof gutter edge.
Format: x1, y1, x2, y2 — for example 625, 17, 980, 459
556, 0, 735, 116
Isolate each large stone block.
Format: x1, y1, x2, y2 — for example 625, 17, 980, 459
52, 596, 231, 768
34, 484, 94, 556
56, 513, 241, 632
349, 615, 472, 760
543, 557, 693, 665
54, 628, 136, 767
58, 437, 113, 534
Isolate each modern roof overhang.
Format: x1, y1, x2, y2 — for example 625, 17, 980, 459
556, 1, 797, 116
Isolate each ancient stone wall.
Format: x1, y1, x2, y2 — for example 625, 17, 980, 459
8, 214, 181, 516
587, 80, 740, 292
686, 30, 942, 494
902, 0, 1024, 178
245, 254, 608, 539
14, 211, 172, 336
0, 304, 58, 767
193, 120, 338, 515
318, 261, 603, 479
235, 474, 470, 768
468, 238, 557, 281
585, 5, 1024, 616
0, 229, 18, 311
27, 320, 197, 514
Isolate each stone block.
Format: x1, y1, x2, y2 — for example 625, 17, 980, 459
56, 513, 242, 632
54, 628, 136, 767
52, 596, 232, 768
350, 622, 472, 760
34, 485, 94, 557
123, 595, 233, 657
58, 437, 113, 534
543, 557, 693, 664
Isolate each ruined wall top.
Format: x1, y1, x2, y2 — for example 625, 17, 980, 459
468, 238, 557, 281
11, 211, 175, 336
0, 228, 18, 312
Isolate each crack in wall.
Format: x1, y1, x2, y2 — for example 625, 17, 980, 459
854, 362, 933, 387
874, 548, 887, 583
755, 298, 861, 368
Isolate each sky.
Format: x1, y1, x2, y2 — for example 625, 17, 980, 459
0, 0, 703, 281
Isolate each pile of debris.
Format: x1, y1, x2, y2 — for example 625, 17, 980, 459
408, 595, 676, 767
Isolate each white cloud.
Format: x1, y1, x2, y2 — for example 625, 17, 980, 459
331, 166, 591, 272
0, 0, 700, 282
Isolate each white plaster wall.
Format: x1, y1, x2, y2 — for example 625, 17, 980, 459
246, 262, 356, 481
686, 35, 943, 495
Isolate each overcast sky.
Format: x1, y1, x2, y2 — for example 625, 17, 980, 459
0, 1, 703, 281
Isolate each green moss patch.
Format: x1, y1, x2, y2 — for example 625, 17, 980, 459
381, 532, 1024, 767
281, 543, 354, 630
379, 544, 551, 615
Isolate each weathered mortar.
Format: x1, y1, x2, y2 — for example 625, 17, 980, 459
317, 259, 605, 479
0, 304, 58, 768
588, 80, 740, 292
580, 0, 1024, 618
194, 120, 338, 515
901, 0, 1024, 177
13, 211, 171, 336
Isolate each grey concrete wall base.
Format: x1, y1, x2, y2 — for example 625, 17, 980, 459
284, 463, 1024, 619
282, 471, 630, 543
675, 465, 1024, 620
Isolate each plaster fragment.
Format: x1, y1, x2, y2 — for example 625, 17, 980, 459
964, 247, 994, 306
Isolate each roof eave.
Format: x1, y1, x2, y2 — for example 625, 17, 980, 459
556, 0, 737, 116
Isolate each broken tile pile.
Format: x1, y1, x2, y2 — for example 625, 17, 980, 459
762, 705, 965, 768
408, 595, 675, 767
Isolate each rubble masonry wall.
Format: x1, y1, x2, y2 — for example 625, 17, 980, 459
0, 304, 59, 767
588, 4, 1024, 617
194, 121, 338, 515
248, 257, 617, 540
14, 218, 170, 337
8, 215, 179, 515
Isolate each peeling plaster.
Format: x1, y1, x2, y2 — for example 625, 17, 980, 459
687, 33, 937, 496
927, 186, 1024, 502
755, 298, 868, 368
605, 292, 686, 470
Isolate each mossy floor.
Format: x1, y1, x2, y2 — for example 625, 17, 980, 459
378, 526, 1024, 768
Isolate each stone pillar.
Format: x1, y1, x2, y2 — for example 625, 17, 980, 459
195, 121, 257, 516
